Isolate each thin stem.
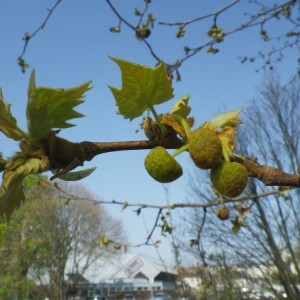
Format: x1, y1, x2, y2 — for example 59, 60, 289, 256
106, 0, 161, 63
159, 0, 240, 27
50, 178, 288, 210
171, 113, 192, 138
19, 0, 63, 60
149, 105, 168, 135
172, 144, 189, 158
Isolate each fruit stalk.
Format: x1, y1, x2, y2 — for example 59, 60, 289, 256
171, 113, 191, 139
149, 105, 168, 136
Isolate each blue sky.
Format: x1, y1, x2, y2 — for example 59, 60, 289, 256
0, 1, 298, 265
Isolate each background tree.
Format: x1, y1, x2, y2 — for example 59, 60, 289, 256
174, 73, 300, 299
0, 176, 125, 300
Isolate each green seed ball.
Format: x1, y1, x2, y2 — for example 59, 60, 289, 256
189, 127, 223, 169
144, 146, 183, 183
210, 161, 248, 197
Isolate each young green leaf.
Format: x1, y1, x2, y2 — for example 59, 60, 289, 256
210, 109, 243, 128
55, 166, 96, 181
109, 57, 174, 120
0, 89, 27, 141
0, 173, 25, 222
231, 216, 247, 234
169, 96, 191, 118
218, 127, 237, 161
26, 71, 92, 141
99, 236, 110, 246
0, 155, 49, 221
121, 201, 128, 211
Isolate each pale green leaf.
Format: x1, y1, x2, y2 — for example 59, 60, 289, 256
169, 95, 191, 118
0, 155, 49, 221
26, 71, 92, 141
0, 89, 27, 141
121, 201, 128, 211
210, 109, 243, 128
109, 57, 174, 120
218, 127, 237, 161
57, 166, 96, 181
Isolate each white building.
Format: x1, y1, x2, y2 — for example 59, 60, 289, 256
67, 253, 178, 300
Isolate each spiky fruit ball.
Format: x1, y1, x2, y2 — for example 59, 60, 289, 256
144, 146, 183, 183
215, 206, 230, 220
188, 127, 223, 169
210, 161, 248, 197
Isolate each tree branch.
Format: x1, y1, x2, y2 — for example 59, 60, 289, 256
105, 0, 299, 77
234, 156, 300, 187
158, 0, 240, 27
50, 178, 288, 211
145, 208, 163, 245
18, 0, 63, 72
105, 0, 162, 63
80, 138, 300, 188
44, 175, 291, 250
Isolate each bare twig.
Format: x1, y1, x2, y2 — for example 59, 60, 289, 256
158, 0, 240, 27
169, 0, 298, 73
49, 178, 288, 212
18, 0, 63, 72
195, 208, 214, 285
38, 171, 291, 251
105, 0, 299, 76
105, 0, 161, 63
145, 208, 163, 244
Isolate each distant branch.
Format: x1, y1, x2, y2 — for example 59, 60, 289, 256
158, 0, 240, 27
169, 0, 299, 73
145, 208, 163, 245
43, 175, 290, 251
106, 0, 300, 77
16, 0, 300, 76
18, 0, 63, 72
105, 0, 162, 64
50, 177, 290, 211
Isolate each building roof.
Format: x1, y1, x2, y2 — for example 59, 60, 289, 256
66, 272, 89, 284
84, 253, 176, 283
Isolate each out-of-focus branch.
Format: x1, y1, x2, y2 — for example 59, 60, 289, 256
50, 178, 289, 211
105, 0, 162, 64
44, 175, 290, 251
16, 0, 300, 75
158, 0, 240, 27
106, 0, 299, 77
18, 0, 63, 72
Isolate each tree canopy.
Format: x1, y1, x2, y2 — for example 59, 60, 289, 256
0, 176, 125, 299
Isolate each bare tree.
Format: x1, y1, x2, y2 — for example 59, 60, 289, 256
0, 177, 126, 300
174, 73, 300, 299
